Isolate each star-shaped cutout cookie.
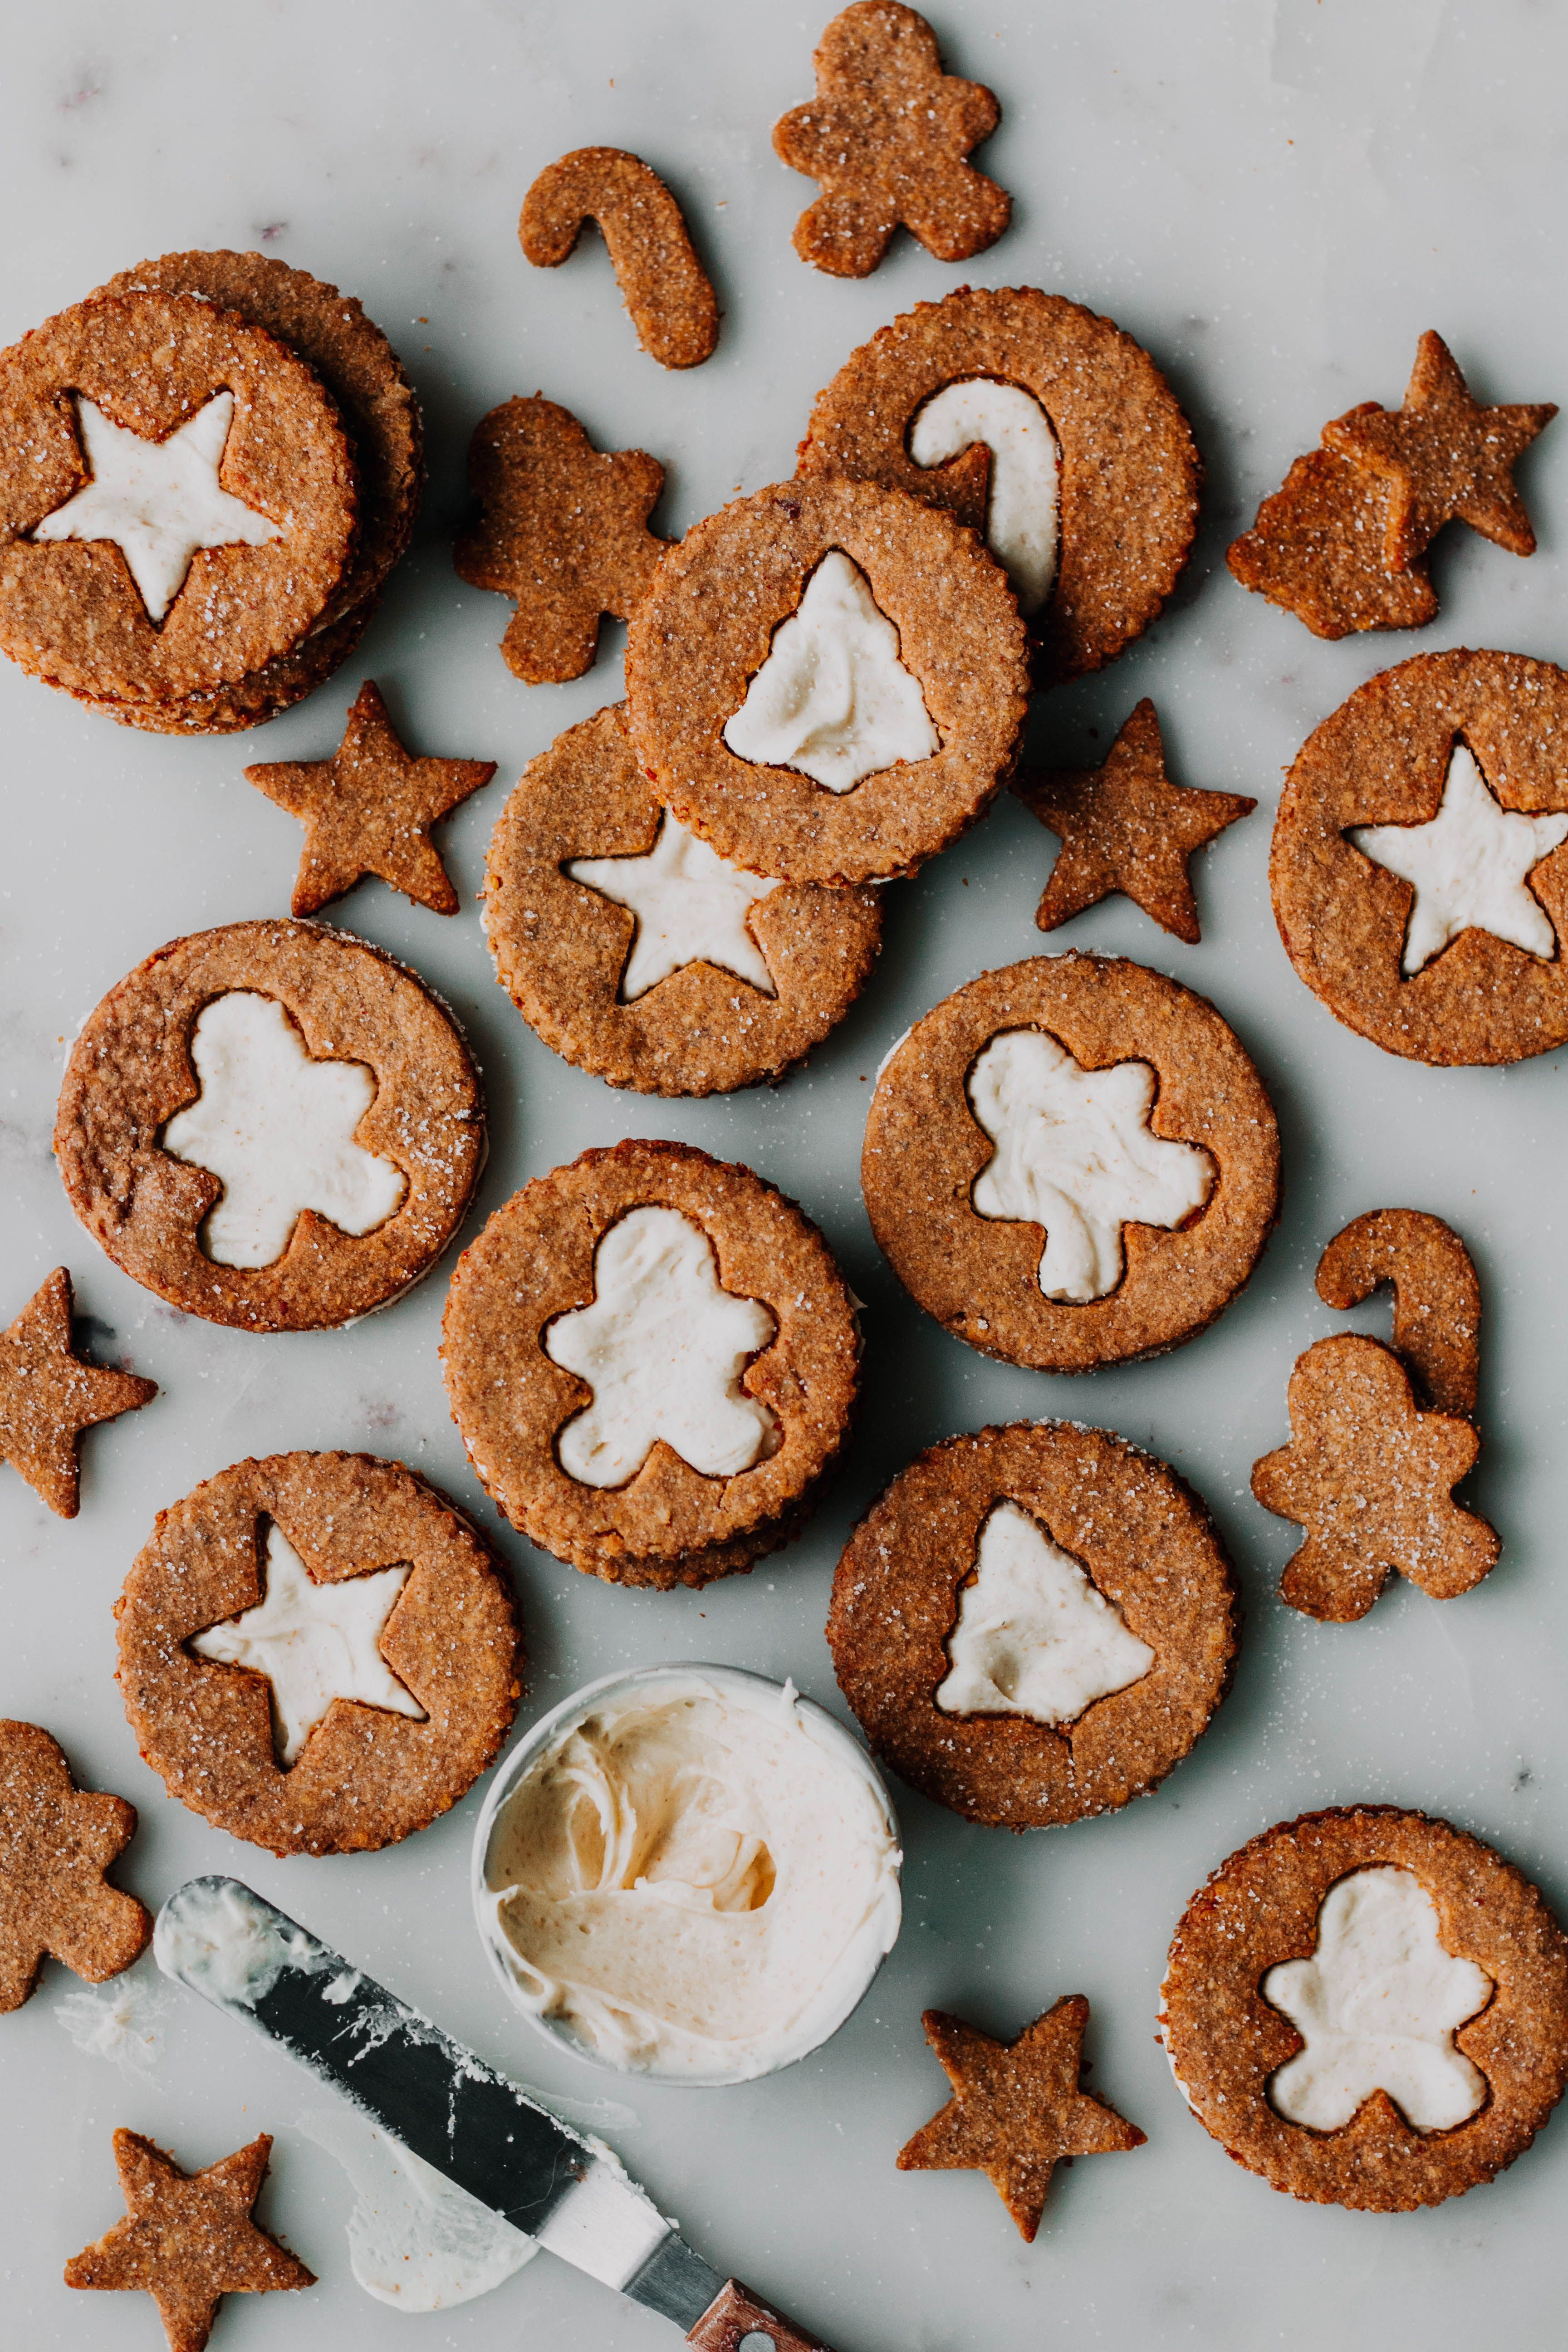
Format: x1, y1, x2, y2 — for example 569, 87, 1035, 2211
1322, 332, 1557, 572
566, 809, 780, 999
897, 1996, 1144, 2240
244, 681, 496, 916
0, 1268, 155, 1518
0, 1720, 151, 2012
1013, 700, 1255, 944
66, 2129, 313, 2352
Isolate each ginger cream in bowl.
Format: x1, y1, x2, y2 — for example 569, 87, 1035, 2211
472, 1664, 902, 2084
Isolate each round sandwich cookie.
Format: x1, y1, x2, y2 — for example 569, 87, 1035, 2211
67, 596, 382, 738
795, 286, 1201, 684
862, 953, 1280, 1372
1159, 1808, 1568, 2211
116, 1452, 522, 1858
441, 1139, 860, 1588
1271, 649, 1568, 1065
55, 920, 484, 1333
828, 1421, 1237, 1830
624, 473, 1029, 886
0, 291, 357, 703
483, 704, 883, 1095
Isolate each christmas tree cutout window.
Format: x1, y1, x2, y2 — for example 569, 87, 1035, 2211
936, 1500, 1154, 1725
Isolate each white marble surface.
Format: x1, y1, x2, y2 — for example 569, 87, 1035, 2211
3, 2, 1568, 2347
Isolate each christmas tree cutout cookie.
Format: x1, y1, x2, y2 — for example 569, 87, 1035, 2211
66, 2128, 313, 2352
1014, 700, 1255, 944
0, 1721, 151, 2012
244, 680, 496, 917
936, 1500, 1153, 1724
567, 811, 780, 1000
897, 1996, 1144, 2239
0, 1268, 155, 1517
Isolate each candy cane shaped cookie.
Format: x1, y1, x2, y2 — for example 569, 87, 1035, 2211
519, 147, 718, 369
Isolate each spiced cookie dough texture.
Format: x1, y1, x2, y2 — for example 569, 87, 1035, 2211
55, 920, 484, 1333
0, 289, 357, 705
626, 475, 1029, 885
0, 1267, 155, 1517
797, 287, 1201, 682
829, 1422, 1236, 1829
483, 705, 882, 1094
442, 1141, 859, 1589
1271, 650, 1568, 1064
116, 1452, 521, 1858
1160, 1809, 1568, 2211
519, 149, 719, 369
0, 1721, 151, 2013
863, 956, 1279, 1372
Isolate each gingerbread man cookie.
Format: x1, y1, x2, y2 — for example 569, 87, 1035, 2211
0, 1722, 151, 2012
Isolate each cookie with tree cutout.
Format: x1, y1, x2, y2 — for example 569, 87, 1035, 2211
862, 955, 1279, 1372
482, 704, 882, 1094
442, 1140, 859, 1588
1271, 650, 1568, 1064
1160, 1808, 1568, 2210
796, 286, 1201, 683
56, 920, 484, 1332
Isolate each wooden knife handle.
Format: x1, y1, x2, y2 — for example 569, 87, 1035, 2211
686, 2276, 837, 2352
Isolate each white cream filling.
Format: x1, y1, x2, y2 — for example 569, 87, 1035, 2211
936, 1500, 1154, 1723
721, 549, 938, 792
190, 1520, 426, 1767
161, 991, 407, 1269
1264, 1866, 1492, 2132
967, 1028, 1215, 1302
1350, 742, 1568, 976
299, 2109, 537, 2312
545, 1205, 779, 1489
30, 391, 282, 622
484, 1676, 901, 2081
909, 377, 1061, 614
567, 811, 780, 999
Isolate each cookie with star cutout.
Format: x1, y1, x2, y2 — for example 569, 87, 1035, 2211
115, 1452, 521, 1857
483, 705, 882, 1094
829, 1421, 1238, 1829
625, 475, 1029, 886
55, 920, 484, 1333
1159, 1808, 1568, 2211
0, 289, 357, 703
441, 1140, 860, 1588
0, 1721, 152, 2011
862, 956, 1280, 1372
1270, 649, 1568, 1063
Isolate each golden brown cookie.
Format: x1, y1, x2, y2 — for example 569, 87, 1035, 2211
828, 1422, 1237, 1828
116, 1452, 521, 1857
454, 395, 667, 684
441, 1140, 859, 1588
0, 1267, 155, 1517
774, 4, 1010, 277
68, 593, 381, 736
519, 149, 718, 369
0, 292, 356, 701
56, 920, 484, 1333
625, 475, 1029, 885
1315, 1207, 1480, 1419
1270, 649, 1568, 1064
897, 1997, 1144, 2239
66, 2128, 313, 2352
1160, 1808, 1568, 2211
1014, 701, 1254, 943
862, 955, 1280, 1372
245, 679, 496, 916
796, 287, 1201, 683
0, 1721, 151, 2012
1226, 437, 1439, 642
482, 705, 882, 1095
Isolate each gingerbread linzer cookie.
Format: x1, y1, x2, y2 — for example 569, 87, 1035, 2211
0, 291, 356, 703
519, 150, 719, 369
795, 287, 1201, 684
116, 1452, 520, 1858
1253, 1210, 1497, 1623
441, 1140, 859, 1589
1, 1721, 151, 2013
1160, 1808, 1568, 2211
0, 1268, 155, 1517
1270, 649, 1568, 1065
625, 475, 1029, 886
829, 1422, 1236, 1829
55, 920, 483, 1333
863, 955, 1279, 1372
483, 705, 882, 1095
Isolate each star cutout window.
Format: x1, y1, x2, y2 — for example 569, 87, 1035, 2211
567, 810, 781, 999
